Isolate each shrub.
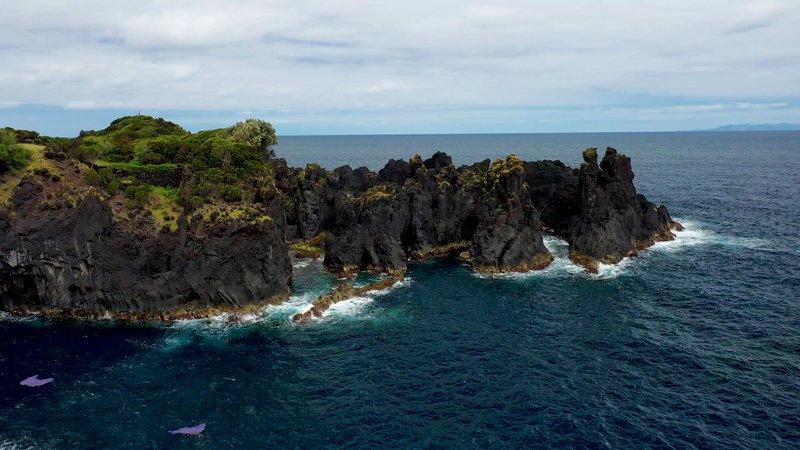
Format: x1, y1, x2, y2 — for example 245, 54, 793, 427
133, 141, 163, 164
582, 147, 598, 163
228, 118, 277, 158
189, 195, 205, 208
108, 179, 120, 195
125, 185, 152, 209
220, 185, 243, 202
84, 168, 102, 186
0, 130, 32, 173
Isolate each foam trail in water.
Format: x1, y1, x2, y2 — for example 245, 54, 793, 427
0, 312, 44, 324
292, 259, 312, 269
473, 221, 719, 281
370, 277, 414, 296
264, 291, 317, 319
652, 218, 772, 253
321, 296, 375, 319
0, 438, 45, 450
304, 277, 412, 323
474, 235, 584, 280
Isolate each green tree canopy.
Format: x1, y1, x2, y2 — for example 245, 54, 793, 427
228, 118, 277, 158
0, 130, 32, 174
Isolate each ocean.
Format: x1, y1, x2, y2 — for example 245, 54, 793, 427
2, 132, 799, 449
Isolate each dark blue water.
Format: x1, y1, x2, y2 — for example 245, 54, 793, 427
2, 132, 799, 449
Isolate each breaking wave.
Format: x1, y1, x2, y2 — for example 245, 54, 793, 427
473, 218, 771, 281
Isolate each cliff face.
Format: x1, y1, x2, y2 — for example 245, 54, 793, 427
282, 149, 681, 275
0, 178, 291, 319
0, 145, 680, 319
566, 148, 681, 271
281, 152, 555, 274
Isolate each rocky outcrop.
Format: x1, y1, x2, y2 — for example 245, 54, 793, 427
0, 178, 291, 319
566, 148, 682, 272
281, 152, 555, 274
280, 148, 679, 276
1, 146, 680, 320
292, 274, 405, 323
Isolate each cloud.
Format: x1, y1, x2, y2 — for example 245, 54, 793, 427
726, 2, 784, 34
114, 5, 298, 48
0, 0, 798, 133
734, 102, 788, 109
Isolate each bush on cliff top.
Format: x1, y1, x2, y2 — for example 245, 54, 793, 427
0, 130, 32, 174
48, 115, 279, 206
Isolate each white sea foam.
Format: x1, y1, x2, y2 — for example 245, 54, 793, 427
0, 312, 43, 323
264, 291, 318, 319
370, 277, 414, 296
474, 235, 584, 280
652, 218, 772, 253
592, 257, 635, 280
472, 219, 754, 281
321, 296, 375, 318
292, 259, 312, 269
0, 439, 44, 450
648, 219, 708, 252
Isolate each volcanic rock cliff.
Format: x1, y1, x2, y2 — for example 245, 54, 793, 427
278, 147, 681, 275
0, 174, 291, 319
0, 127, 680, 319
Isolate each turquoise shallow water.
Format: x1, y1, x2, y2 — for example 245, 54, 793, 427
2, 132, 799, 449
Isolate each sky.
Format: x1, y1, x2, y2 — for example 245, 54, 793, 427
1, 0, 799, 136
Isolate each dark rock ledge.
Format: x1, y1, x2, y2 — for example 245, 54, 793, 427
279, 148, 681, 277
1, 148, 679, 319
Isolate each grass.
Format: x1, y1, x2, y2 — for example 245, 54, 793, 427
1, 144, 58, 207
146, 186, 182, 232
289, 233, 326, 254
349, 185, 396, 207
151, 186, 180, 203
193, 203, 273, 226
94, 160, 178, 172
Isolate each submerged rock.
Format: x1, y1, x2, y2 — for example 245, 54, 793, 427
292, 274, 404, 323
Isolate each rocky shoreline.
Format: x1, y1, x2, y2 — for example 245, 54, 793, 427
1, 130, 680, 320
291, 275, 405, 324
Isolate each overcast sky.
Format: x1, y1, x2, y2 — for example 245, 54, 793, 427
1, 0, 799, 136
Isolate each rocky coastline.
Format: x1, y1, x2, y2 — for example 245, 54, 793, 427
0, 119, 680, 320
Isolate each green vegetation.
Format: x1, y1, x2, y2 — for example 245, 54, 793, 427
2, 127, 44, 145
94, 161, 178, 172
0, 130, 32, 173
290, 233, 326, 254
1, 143, 60, 208
2, 115, 281, 230
192, 203, 272, 225
148, 187, 183, 232
113, 184, 183, 231
488, 154, 524, 179
229, 118, 278, 158
125, 185, 153, 209
349, 185, 396, 207
582, 147, 598, 163
457, 167, 486, 189
44, 115, 279, 208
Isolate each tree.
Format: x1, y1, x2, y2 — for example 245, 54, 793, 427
0, 130, 32, 174
228, 118, 277, 158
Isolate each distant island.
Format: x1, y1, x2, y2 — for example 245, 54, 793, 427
702, 123, 800, 131
0, 116, 681, 320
